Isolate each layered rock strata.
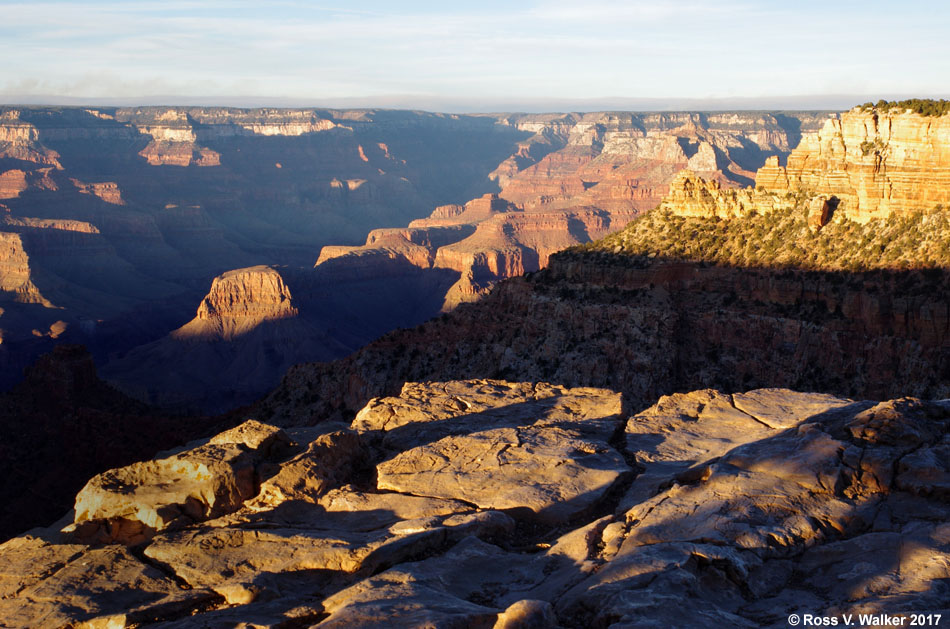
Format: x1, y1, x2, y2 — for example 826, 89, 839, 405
3, 383, 948, 627
755, 108, 950, 222
313, 111, 824, 313
181, 266, 298, 340
260, 243, 950, 430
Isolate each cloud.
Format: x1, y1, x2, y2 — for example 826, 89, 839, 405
1, 1, 948, 106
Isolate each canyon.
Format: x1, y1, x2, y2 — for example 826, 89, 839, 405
0, 106, 825, 411
254, 108, 950, 427
0, 106, 531, 398
2, 103, 950, 627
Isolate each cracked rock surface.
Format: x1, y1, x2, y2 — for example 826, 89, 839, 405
1, 381, 949, 627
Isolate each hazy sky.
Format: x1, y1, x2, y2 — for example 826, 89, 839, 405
2, 0, 948, 110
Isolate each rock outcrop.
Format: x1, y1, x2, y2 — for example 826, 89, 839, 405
658, 169, 779, 219
183, 266, 298, 339
68, 419, 293, 545
3, 383, 948, 627
756, 108, 950, 222
0, 230, 56, 309
0, 169, 28, 199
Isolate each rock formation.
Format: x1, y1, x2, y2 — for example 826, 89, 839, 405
658, 169, 777, 219
317, 193, 627, 310
0, 169, 28, 199
183, 266, 298, 339
2, 382, 948, 627
98, 265, 353, 412
755, 108, 950, 222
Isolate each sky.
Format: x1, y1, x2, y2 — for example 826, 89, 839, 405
2, 0, 949, 111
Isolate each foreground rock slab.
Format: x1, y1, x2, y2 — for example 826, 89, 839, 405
369, 380, 631, 523
1, 383, 949, 627
0, 537, 217, 627
67, 420, 294, 544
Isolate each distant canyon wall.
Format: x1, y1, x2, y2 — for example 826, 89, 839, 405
313, 110, 827, 311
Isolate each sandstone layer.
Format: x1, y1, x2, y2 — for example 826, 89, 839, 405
3, 382, 948, 627
754, 108, 950, 222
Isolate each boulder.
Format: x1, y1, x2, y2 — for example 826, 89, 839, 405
68, 420, 292, 544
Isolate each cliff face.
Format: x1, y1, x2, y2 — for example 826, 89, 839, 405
257, 250, 950, 430
0, 232, 53, 307
755, 108, 950, 222
189, 266, 297, 337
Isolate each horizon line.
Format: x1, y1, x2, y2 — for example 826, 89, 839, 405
3, 92, 947, 115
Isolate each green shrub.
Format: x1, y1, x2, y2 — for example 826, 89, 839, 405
859, 99, 950, 117
583, 203, 947, 272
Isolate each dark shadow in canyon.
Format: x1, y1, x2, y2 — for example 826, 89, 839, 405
773, 113, 806, 165
97, 262, 463, 414
0, 108, 535, 394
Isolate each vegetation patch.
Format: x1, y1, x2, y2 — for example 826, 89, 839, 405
576, 203, 950, 272
859, 99, 950, 117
